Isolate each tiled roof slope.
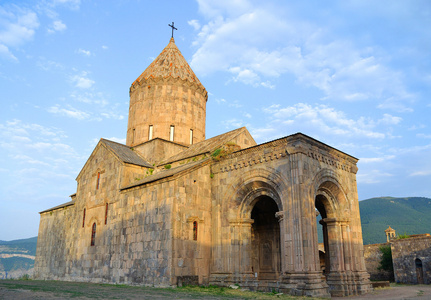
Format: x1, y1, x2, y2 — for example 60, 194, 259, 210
121, 159, 208, 191
132, 38, 204, 89
101, 139, 152, 168
160, 127, 248, 165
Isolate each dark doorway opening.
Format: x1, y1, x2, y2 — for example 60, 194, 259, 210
251, 196, 281, 280
315, 194, 330, 277
415, 258, 424, 284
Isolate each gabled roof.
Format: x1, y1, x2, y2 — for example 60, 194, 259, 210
39, 201, 74, 214
160, 127, 249, 165
132, 38, 204, 91
121, 159, 208, 191
101, 139, 152, 168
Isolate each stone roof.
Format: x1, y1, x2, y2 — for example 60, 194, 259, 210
132, 38, 204, 90
385, 226, 395, 232
160, 127, 248, 165
39, 201, 74, 214
121, 159, 208, 191
101, 139, 152, 168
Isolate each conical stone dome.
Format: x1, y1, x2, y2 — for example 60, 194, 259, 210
132, 38, 205, 90
127, 38, 207, 147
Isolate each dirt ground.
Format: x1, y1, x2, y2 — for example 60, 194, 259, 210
338, 284, 431, 300
1, 280, 431, 299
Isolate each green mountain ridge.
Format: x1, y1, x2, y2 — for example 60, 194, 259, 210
359, 196, 431, 245
0, 237, 37, 278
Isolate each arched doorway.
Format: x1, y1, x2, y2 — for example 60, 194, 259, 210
250, 195, 281, 280
315, 194, 331, 277
415, 258, 424, 284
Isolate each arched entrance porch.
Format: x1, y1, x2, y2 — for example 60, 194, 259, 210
250, 195, 281, 280
314, 180, 355, 296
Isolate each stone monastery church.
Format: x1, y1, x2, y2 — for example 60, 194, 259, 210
34, 37, 371, 297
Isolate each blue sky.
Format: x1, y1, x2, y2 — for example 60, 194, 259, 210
1, 0, 430, 240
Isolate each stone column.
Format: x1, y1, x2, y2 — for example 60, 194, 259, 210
324, 218, 344, 273
340, 221, 352, 271
275, 211, 287, 274
229, 219, 254, 280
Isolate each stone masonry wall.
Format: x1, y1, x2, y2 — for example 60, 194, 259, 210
363, 243, 393, 281
391, 235, 431, 284
127, 78, 207, 147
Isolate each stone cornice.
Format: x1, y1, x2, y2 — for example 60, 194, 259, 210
214, 147, 288, 174
129, 76, 208, 100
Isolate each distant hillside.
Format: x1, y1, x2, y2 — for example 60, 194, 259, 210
0, 236, 37, 279
359, 197, 431, 245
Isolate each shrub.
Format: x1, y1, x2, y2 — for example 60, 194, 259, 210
378, 245, 393, 273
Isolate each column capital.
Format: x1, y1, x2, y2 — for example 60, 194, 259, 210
275, 211, 285, 222
322, 217, 349, 225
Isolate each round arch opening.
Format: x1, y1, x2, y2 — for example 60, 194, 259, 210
250, 195, 281, 280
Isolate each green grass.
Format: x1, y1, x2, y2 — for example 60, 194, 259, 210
0, 280, 325, 299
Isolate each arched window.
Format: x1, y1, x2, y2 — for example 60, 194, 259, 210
193, 221, 198, 241
170, 125, 175, 141
91, 223, 96, 246
82, 208, 86, 228
96, 172, 101, 190
190, 129, 193, 145
105, 203, 108, 225
149, 125, 153, 140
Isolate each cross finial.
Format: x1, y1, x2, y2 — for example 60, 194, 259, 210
168, 22, 177, 38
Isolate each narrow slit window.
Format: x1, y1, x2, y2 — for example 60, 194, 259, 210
96, 172, 101, 190
82, 208, 86, 228
91, 223, 96, 246
105, 203, 108, 225
190, 129, 193, 145
170, 125, 175, 141
193, 221, 198, 241
132, 128, 135, 144
149, 125, 153, 140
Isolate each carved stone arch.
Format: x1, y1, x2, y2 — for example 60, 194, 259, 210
311, 168, 349, 219
238, 186, 282, 220
220, 166, 287, 218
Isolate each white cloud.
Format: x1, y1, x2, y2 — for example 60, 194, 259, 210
0, 43, 17, 61
47, 19, 66, 33
102, 45, 108, 50
357, 169, 393, 184
71, 72, 95, 89
191, 1, 415, 107
48, 104, 90, 120
378, 114, 402, 125
101, 112, 124, 120
0, 8, 39, 61
262, 103, 386, 139
51, 0, 81, 10
360, 155, 396, 164
410, 170, 431, 176
222, 118, 245, 129
188, 19, 201, 31
417, 133, 431, 139
36, 57, 63, 71
77, 48, 91, 56
70, 92, 108, 106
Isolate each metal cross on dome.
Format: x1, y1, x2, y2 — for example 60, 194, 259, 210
168, 22, 177, 38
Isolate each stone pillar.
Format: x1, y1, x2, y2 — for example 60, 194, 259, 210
275, 211, 287, 274
340, 221, 352, 272
324, 218, 344, 273
228, 219, 255, 281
